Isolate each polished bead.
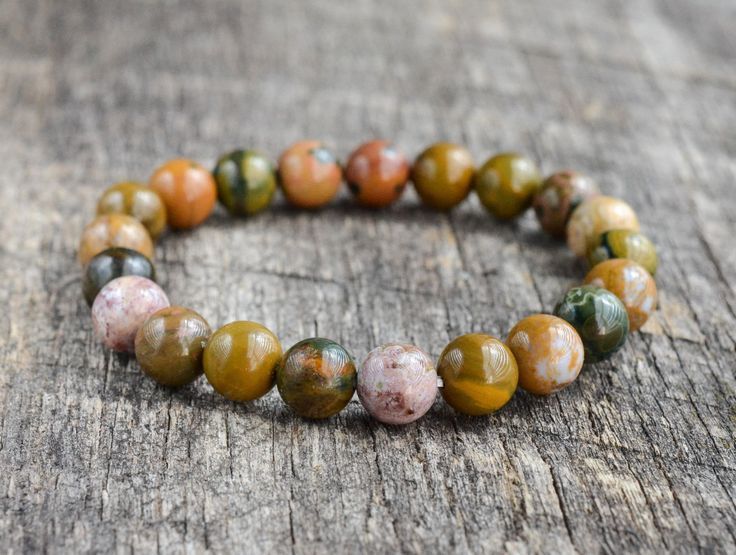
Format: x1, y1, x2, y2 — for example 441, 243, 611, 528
135, 306, 211, 387
474, 152, 542, 220
587, 229, 658, 275
553, 285, 629, 363
91, 276, 170, 353
532, 171, 599, 237
345, 140, 410, 208
411, 143, 474, 210
437, 334, 518, 415
82, 247, 156, 306
277, 338, 356, 419
203, 321, 282, 402
212, 150, 277, 216
506, 314, 584, 395
357, 343, 437, 425
149, 159, 217, 229
278, 140, 342, 209
96, 181, 167, 238
566, 196, 639, 257
78, 214, 154, 266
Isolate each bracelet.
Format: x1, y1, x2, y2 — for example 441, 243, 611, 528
78, 140, 659, 424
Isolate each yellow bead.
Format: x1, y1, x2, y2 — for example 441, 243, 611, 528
566, 196, 639, 257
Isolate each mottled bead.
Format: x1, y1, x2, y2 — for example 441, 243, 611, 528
553, 285, 629, 363
78, 214, 154, 266
96, 181, 167, 238
278, 140, 342, 209
506, 314, 584, 395
587, 229, 658, 275
277, 338, 357, 419
345, 140, 410, 208
82, 247, 156, 306
584, 259, 657, 332
437, 334, 518, 416
212, 150, 277, 216
149, 159, 217, 229
474, 152, 542, 220
203, 321, 282, 402
411, 143, 475, 210
566, 196, 640, 257
91, 276, 170, 353
532, 171, 599, 237
357, 343, 437, 425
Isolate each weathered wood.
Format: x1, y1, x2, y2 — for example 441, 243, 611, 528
1, 0, 735, 552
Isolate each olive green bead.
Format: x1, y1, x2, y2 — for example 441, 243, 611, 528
474, 153, 542, 220
96, 181, 167, 239
212, 150, 277, 216
587, 229, 658, 275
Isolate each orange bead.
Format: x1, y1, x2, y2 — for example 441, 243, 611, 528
78, 214, 154, 266
278, 140, 342, 209
148, 159, 217, 229
345, 140, 410, 208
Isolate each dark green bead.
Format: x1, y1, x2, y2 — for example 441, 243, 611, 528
82, 247, 156, 306
212, 149, 277, 216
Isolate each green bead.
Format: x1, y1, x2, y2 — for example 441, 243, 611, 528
212, 149, 277, 216
474, 152, 542, 220
82, 247, 156, 306
586, 229, 658, 275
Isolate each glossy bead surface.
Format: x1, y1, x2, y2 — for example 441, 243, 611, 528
553, 285, 629, 363
278, 140, 342, 209
149, 159, 217, 229
437, 334, 518, 416
96, 181, 167, 238
411, 143, 474, 210
584, 259, 657, 332
277, 338, 356, 419
506, 314, 584, 395
532, 171, 599, 237
135, 306, 211, 387
91, 276, 170, 353
587, 229, 658, 275
78, 214, 154, 266
82, 247, 156, 306
567, 196, 640, 257
357, 343, 437, 425
212, 150, 277, 216
474, 153, 542, 220
203, 321, 282, 402
345, 140, 410, 208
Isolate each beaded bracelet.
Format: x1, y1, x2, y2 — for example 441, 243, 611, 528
78, 140, 659, 424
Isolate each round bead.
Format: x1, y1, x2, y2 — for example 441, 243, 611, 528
91, 276, 170, 353
345, 140, 410, 208
78, 214, 154, 266
277, 338, 357, 419
203, 321, 282, 402
411, 143, 474, 210
149, 159, 217, 229
357, 343, 438, 425
212, 150, 277, 216
474, 152, 542, 220
506, 314, 584, 395
566, 196, 640, 257
96, 181, 167, 239
82, 247, 156, 306
135, 306, 211, 387
437, 334, 518, 416
553, 285, 629, 363
583, 259, 657, 332
587, 229, 658, 275
532, 171, 599, 237
278, 140, 342, 209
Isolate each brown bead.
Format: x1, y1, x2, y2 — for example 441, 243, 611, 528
78, 214, 154, 266
149, 159, 217, 229
96, 181, 167, 239
532, 171, 599, 237
345, 140, 410, 208
278, 140, 342, 209
411, 143, 475, 210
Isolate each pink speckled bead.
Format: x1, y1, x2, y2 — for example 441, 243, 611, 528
91, 275, 170, 353
357, 343, 438, 425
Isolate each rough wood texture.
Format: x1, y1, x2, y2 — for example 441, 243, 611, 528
1, 0, 735, 553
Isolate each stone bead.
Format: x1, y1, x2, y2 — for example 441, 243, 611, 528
566, 196, 640, 257
532, 171, 599, 237
553, 285, 629, 363
345, 140, 410, 208
278, 140, 342, 209
587, 229, 658, 275
96, 181, 167, 238
203, 321, 282, 402
212, 150, 277, 216
135, 306, 211, 387
82, 247, 156, 306
506, 314, 584, 395
437, 334, 518, 416
357, 343, 438, 425
411, 143, 474, 210
474, 153, 542, 220
149, 159, 217, 229
277, 338, 357, 419
584, 259, 657, 332
91, 276, 170, 353
78, 214, 154, 266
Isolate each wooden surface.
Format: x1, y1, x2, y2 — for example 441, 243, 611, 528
2, 0, 735, 553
